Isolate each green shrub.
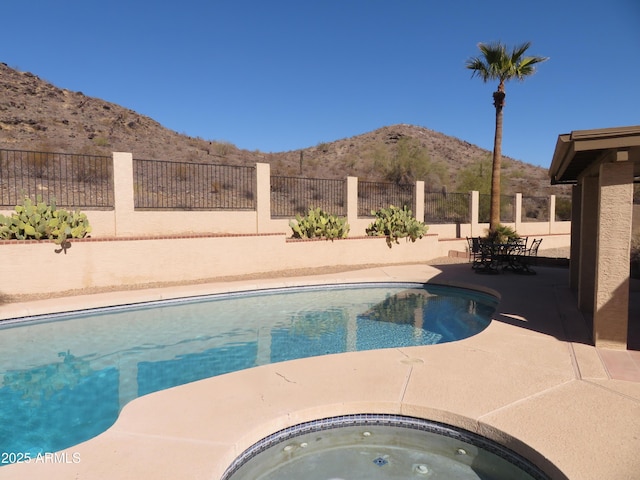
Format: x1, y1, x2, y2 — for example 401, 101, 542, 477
365, 205, 428, 248
554, 196, 572, 221
0, 196, 92, 246
212, 141, 235, 157
484, 224, 519, 244
92, 136, 110, 147
289, 207, 349, 240
372, 137, 448, 187
25, 151, 49, 179
316, 142, 329, 153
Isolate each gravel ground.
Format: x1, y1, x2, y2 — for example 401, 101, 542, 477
539, 246, 571, 258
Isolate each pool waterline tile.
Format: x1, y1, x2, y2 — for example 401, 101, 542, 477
222, 414, 551, 480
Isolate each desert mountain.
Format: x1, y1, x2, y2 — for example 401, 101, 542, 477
0, 63, 562, 195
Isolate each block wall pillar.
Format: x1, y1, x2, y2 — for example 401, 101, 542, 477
470, 191, 480, 237
548, 194, 556, 234
113, 152, 134, 236
593, 158, 633, 349
346, 176, 358, 230
415, 181, 425, 223
255, 162, 271, 233
514, 193, 522, 232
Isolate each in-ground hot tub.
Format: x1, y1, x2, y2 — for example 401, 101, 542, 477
222, 414, 551, 480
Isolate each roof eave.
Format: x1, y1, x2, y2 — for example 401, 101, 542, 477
548, 125, 640, 184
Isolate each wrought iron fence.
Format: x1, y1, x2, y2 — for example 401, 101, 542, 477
133, 159, 255, 210
271, 176, 346, 217
424, 190, 469, 224
522, 196, 549, 222
0, 149, 114, 208
358, 181, 415, 217
478, 194, 515, 224
1, 148, 574, 225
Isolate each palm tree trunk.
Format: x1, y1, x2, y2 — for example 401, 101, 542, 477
490, 89, 505, 232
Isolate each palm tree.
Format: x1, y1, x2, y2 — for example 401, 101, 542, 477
465, 41, 548, 232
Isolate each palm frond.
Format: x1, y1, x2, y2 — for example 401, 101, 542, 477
510, 42, 533, 63
514, 55, 549, 81
466, 41, 547, 84
465, 56, 491, 81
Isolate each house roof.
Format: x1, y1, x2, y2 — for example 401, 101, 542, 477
549, 125, 640, 184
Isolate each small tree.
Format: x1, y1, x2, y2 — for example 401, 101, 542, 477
457, 156, 492, 194
374, 137, 447, 187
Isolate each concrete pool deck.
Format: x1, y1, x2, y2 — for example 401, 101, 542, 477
1, 263, 639, 479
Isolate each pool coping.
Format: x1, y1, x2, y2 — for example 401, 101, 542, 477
2, 263, 640, 479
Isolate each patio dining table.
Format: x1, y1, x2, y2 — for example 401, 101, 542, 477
474, 240, 535, 274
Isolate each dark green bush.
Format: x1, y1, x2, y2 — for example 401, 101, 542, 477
484, 224, 519, 244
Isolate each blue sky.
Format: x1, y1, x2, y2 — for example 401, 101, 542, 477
3, 0, 639, 168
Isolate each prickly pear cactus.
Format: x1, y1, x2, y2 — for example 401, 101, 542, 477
0, 195, 91, 246
365, 204, 428, 248
289, 207, 349, 240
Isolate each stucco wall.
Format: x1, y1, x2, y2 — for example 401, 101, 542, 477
0, 234, 442, 297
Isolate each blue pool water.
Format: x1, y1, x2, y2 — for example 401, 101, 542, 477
0, 283, 497, 458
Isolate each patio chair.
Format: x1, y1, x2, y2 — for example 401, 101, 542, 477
505, 236, 528, 258
514, 236, 528, 249
517, 238, 543, 273
468, 237, 499, 273
467, 237, 484, 269
526, 238, 543, 265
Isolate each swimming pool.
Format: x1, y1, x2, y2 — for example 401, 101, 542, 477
0, 282, 497, 458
